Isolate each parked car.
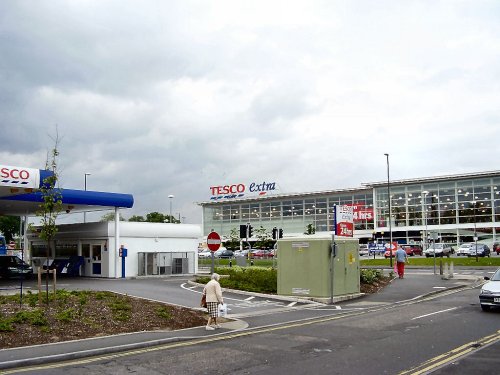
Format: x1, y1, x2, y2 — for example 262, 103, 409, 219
0, 255, 33, 279
233, 249, 250, 258
383, 244, 422, 258
250, 249, 274, 258
467, 244, 491, 257
456, 243, 473, 256
198, 250, 213, 258
216, 249, 234, 259
359, 244, 369, 257
493, 243, 500, 255
479, 268, 500, 311
424, 243, 453, 257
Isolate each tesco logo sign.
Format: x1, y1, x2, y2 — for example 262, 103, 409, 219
210, 181, 277, 200
0, 165, 40, 188
1, 167, 31, 180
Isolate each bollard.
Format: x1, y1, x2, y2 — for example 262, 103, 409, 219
439, 260, 443, 275
442, 262, 449, 280
229, 260, 232, 268
449, 262, 454, 278
250, 259, 254, 266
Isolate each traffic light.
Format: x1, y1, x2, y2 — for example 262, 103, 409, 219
247, 224, 253, 238
272, 227, 278, 240
239, 224, 247, 239
279, 228, 283, 239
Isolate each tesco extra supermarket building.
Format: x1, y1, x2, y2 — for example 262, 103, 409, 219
200, 170, 500, 247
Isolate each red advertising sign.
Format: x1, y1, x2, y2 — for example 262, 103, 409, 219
349, 204, 374, 222
334, 205, 354, 237
207, 231, 221, 252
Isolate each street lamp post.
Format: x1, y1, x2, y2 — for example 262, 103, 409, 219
384, 153, 393, 267
168, 195, 174, 223
84, 173, 91, 223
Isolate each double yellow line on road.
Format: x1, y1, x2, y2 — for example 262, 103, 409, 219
399, 330, 500, 375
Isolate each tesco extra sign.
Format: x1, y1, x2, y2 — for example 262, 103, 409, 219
210, 181, 277, 200
0, 165, 40, 189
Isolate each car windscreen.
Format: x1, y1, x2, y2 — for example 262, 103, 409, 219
491, 269, 500, 281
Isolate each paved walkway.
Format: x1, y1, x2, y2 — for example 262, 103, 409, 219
0, 270, 486, 370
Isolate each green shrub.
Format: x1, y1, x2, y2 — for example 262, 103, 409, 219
156, 306, 172, 320
0, 317, 14, 332
12, 309, 47, 326
360, 269, 384, 284
56, 308, 76, 322
197, 267, 277, 294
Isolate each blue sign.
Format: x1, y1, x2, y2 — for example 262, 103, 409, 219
368, 243, 386, 254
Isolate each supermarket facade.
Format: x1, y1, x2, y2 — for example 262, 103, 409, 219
200, 170, 500, 247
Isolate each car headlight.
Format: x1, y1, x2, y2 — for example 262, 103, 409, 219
481, 289, 492, 295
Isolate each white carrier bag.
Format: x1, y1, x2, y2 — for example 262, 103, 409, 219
218, 303, 228, 318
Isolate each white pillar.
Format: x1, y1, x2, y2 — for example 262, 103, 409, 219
114, 207, 120, 279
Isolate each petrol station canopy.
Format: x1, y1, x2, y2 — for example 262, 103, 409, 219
0, 164, 133, 216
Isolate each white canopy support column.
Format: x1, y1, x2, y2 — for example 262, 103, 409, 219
114, 207, 120, 278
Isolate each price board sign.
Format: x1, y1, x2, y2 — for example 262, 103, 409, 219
334, 205, 354, 237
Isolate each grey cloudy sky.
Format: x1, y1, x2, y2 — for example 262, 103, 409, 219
1, 1, 500, 223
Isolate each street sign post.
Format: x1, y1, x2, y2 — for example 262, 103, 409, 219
207, 231, 221, 274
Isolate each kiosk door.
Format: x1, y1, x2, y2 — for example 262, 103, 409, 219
82, 243, 103, 277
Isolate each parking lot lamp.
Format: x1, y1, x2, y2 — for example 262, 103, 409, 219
168, 195, 174, 223
422, 190, 429, 252
84, 173, 91, 223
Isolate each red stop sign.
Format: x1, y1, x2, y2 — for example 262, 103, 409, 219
207, 231, 221, 252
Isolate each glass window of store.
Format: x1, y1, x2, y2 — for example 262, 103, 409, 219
439, 183, 456, 224
230, 205, 240, 221
457, 182, 474, 224
406, 187, 423, 226
304, 199, 315, 221
315, 198, 328, 232
292, 200, 304, 219
391, 187, 407, 227
261, 202, 271, 220
422, 184, 439, 225
353, 193, 374, 230
222, 206, 231, 221
473, 179, 493, 223
494, 178, 500, 222
375, 189, 389, 227
282, 200, 292, 217
250, 203, 260, 220
270, 201, 282, 219
241, 204, 250, 221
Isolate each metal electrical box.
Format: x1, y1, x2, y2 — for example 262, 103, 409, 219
277, 237, 360, 299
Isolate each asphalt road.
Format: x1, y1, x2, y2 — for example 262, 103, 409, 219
2, 271, 498, 375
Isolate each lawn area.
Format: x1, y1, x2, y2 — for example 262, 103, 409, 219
360, 256, 500, 267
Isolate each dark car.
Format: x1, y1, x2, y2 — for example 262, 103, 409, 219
0, 255, 33, 279
467, 244, 491, 257
216, 250, 234, 259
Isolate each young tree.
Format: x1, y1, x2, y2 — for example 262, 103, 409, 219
33, 135, 63, 304
100, 212, 126, 222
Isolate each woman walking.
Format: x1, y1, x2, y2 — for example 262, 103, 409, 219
203, 273, 224, 330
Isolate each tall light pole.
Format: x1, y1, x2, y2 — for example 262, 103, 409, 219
84, 173, 91, 223
384, 153, 393, 267
168, 194, 174, 223
422, 190, 435, 273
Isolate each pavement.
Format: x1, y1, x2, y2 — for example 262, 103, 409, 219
0, 268, 488, 371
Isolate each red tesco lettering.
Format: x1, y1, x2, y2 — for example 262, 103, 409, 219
0, 168, 30, 180
210, 184, 246, 195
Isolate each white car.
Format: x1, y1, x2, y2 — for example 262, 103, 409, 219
359, 244, 369, 256
424, 243, 453, 257
198, 250, 213, 258
479, 268, 500, 311
456, 243, 473, 256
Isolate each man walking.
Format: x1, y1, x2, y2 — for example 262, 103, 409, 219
395, 246, 408, 279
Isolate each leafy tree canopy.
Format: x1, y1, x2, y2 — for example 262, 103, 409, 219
0, 216, 21, 242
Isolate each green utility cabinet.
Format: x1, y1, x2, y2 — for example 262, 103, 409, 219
277, 237, 360, 299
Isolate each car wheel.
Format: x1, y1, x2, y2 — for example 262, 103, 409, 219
481, 304, 490, 312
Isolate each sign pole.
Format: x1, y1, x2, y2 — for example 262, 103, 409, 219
207, 231, 222, 275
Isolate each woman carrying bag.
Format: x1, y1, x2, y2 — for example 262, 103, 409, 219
203, 273, 224, 330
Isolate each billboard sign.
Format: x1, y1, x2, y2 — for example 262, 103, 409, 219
334, 205, 354, 237
209, 181, 278, 201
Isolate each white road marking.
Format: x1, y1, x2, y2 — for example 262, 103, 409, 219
411, 307, 458, 320
287, 302, 297, 307
245, 296, 255, 301
433, 286, 446, 289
